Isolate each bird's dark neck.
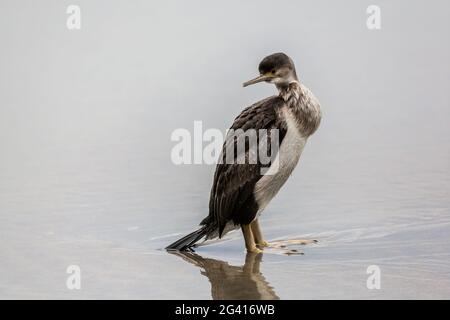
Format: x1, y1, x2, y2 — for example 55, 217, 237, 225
277, 81, 301, 106
278, 81, 322, 137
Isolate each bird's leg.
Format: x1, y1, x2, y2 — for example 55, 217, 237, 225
241, 224, 262, 253
250, 219, 269, 248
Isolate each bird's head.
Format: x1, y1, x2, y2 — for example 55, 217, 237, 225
243, 52, 298, 89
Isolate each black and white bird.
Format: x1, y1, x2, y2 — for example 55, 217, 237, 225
166, 53, 321, 253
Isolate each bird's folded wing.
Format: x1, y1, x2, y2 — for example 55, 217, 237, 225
207, 96, 287, 235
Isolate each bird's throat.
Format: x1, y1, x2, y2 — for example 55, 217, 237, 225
278, 81, 301, 105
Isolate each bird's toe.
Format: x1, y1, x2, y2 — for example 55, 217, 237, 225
247, 246, 263, 254
256, 240, 270, 248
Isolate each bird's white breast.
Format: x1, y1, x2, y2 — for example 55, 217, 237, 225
253, 107, 307, 215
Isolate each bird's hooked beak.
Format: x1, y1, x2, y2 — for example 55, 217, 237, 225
243, 73, 274, 87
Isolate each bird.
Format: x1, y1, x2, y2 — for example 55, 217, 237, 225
166, 52, 321, 253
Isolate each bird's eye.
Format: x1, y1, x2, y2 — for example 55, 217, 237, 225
271, 69, 276, 74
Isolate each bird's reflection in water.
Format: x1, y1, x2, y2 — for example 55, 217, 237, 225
171, 251, 279, 300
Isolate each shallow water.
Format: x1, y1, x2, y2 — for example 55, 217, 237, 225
0, 1, 449, 299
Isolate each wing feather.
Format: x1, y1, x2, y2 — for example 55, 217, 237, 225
203, 96, 287, 236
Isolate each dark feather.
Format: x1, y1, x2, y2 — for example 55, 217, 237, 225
203, 95, 288, 236
165, 226, 209, 251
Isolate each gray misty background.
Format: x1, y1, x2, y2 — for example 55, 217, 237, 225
0, 0, 449, 299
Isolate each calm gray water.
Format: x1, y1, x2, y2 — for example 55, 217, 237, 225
0, 1, 449, 299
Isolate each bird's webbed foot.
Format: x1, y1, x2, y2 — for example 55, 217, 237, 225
266, 239, 318, 248
263, 239, 318, 255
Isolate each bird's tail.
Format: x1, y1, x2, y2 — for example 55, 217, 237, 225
165, 226, 209, 251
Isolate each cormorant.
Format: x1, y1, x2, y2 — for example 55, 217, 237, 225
167, 53, 321, 253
